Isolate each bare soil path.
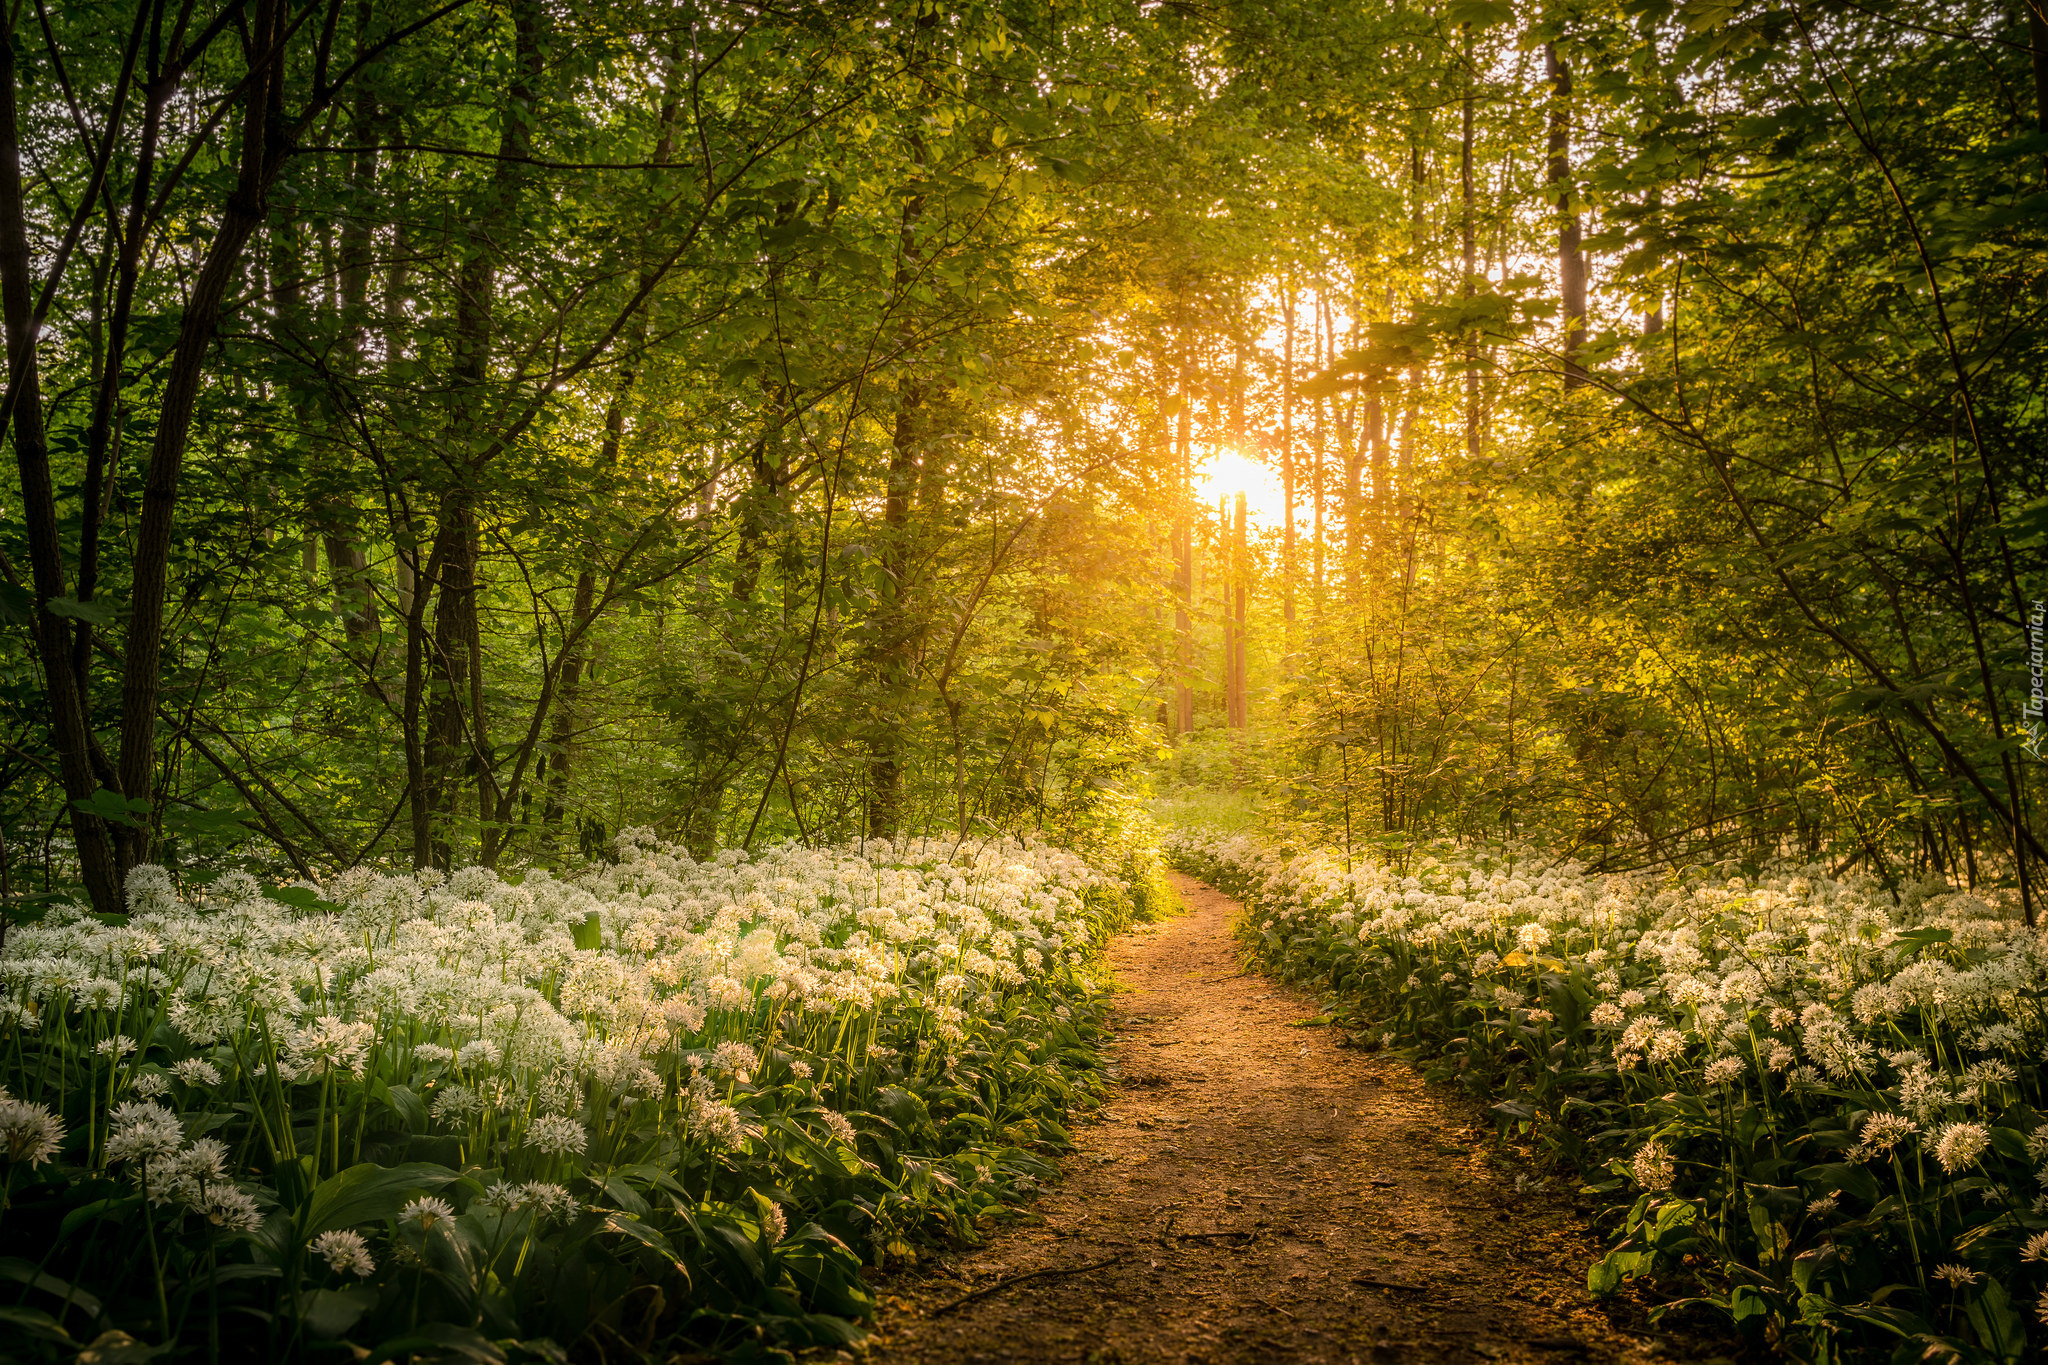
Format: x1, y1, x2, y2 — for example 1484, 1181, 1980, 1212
862, 874, 1701, 1365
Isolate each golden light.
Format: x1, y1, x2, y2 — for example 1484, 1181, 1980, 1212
1195, 447, 1293, 529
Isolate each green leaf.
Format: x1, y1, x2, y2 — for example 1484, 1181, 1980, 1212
1445, 0, 1516, 28
73, 788, 151, 829
295, 1286, 378, 1340
0, 580, 35, 626
300, 1161, 459, 1238
1965, 1276, 2026, 1364
75, 1331, 173, 1364
572, 912, 603, 950
360, 1323, 507, 1365
44, 595, 114, 626
0, 1257, 102, 1320
0, 1305, 76, 1346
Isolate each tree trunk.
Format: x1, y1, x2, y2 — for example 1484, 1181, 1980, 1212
118, 0, 290, 877
0, 22, 121, 912
1230, 493, 1248, 728
1546, 43, 1587, 386
1280, 282, 1296, 663
1462, 23, 1481, 453
420, 0, 542, 864
1173, 346, 1195, 734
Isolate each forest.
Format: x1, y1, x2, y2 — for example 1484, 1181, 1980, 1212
0, 0, 2042, 1360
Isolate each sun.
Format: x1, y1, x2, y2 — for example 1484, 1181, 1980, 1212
1194, 447, 1294, 529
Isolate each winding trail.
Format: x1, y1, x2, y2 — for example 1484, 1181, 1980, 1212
864, 874, 1681, 1365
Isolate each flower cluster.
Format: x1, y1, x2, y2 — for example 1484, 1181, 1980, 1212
1167, 826, 2048, 1359
0, 832, 1127, 1356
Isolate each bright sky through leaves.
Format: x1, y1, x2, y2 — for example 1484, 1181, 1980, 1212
1195, 447, 1294, 528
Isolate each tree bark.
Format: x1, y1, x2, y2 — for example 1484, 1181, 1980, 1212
420, 0, 542, 864
1546, 42, 1587, 386
1462, 23, 1481, 453
0, 20, 121, 911
118, 0, 291, 876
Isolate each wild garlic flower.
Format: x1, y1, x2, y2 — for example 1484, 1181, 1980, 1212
170, 1058, 221, 1087
106, 1101, 185, 1168
2023, 1230, 2048, 1264
310, 1229, 374, 1277
1932, 1263, 1979, 1288
195, 1183, 262, 1233
816, 1108, 858, 1148
1629, 1140, 1676, 1190
1933, 1122, 1991, 1174
401, 1196, 455, 1231
130, 1073, 171, 1100
1851, 1113, 1918, 1162
1806, 1195, 1837, 1217
1702, 1057, 1744, 1087
94, 1034, 137, 1058
523, 1115, 587, 1157
0, 1096, 65, 1165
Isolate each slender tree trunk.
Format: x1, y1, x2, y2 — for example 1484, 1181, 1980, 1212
1230, 493, 1248, 728
0, 21, 121, 911
1280, 281, 1296, 666
119, 0, 290, 875
1174, 345, 1195, 734
1312, 285, 1326, 610
325, 51, 382, 655
1546, 42, 1587, 386
539, 86, 680, 858
420, 0, 542, 864
1461, 24, 1481, 454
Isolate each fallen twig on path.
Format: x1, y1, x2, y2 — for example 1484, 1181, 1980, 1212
1175, 1230, 1255, 1244
1351, 1275, 1426, 1293
929, 1253, 1125, 1317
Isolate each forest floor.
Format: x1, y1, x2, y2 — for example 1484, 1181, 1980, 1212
853, 874, 1733, 1365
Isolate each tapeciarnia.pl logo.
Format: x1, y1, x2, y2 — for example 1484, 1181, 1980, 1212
2026, 598, 2044, 760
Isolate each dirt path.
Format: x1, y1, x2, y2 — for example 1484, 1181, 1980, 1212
862, 874, 1690, 1365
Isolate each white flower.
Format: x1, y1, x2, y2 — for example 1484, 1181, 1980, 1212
1932, 1122, 1990, 1174
106, 1101, 184, 1168
1933, 1263, 1979, 1288
523, 1115, 587, 1158
1806, 1195, 1837, 1217
1851, 1113, 1918, 1162
1629, 1140, 1676, 1190
816, 1109, 858, 1148
310, 1229, 374, 1277
1702, 1057, 1744, 1087
130, 1073, 171, 1100
2019, 1230, 2048, 1263
195, 1183, 262, 1233
94, 1035, 137, 1058
401, 1196, 455, 1231
170, 1058, 221, 1088
0, 1097, 65, 1166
